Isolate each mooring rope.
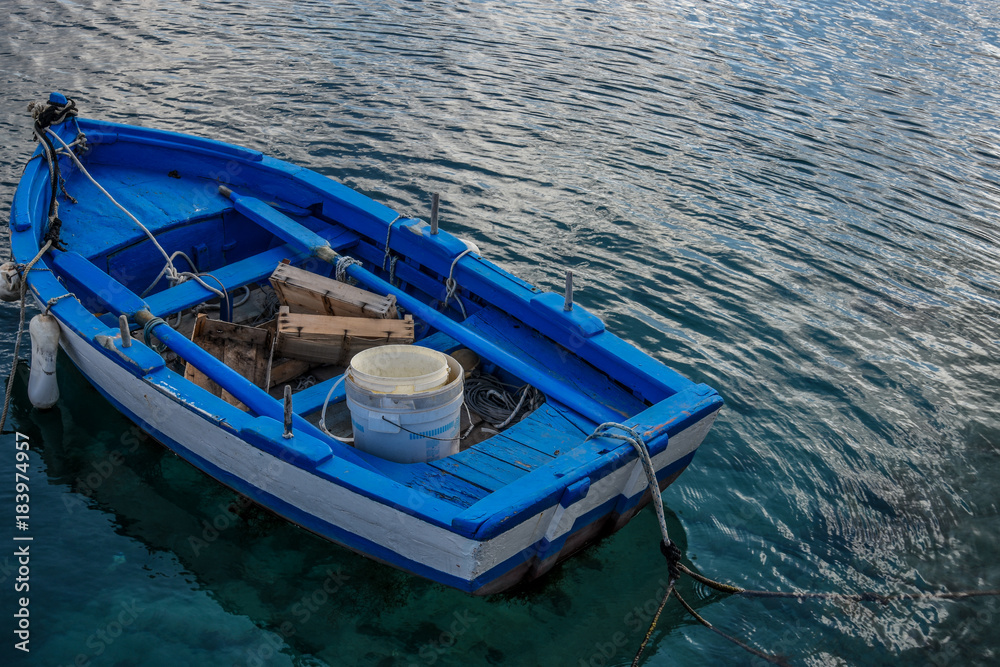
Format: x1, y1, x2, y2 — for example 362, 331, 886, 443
587, 423, 673, 558
585, 423, 686, 667
681, 565, 1000, 603
0, 241, 54, 435
442, 248, 473, 319
673, 589, 791, 666
606, 421, 1000, 666
43, 127, 226, 303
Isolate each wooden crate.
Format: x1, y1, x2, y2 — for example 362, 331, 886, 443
184, 315, 314, 410
270, 262, 397, 319
184, 314, 270, 411
254, 318, 313, 388
276, 307, 414, 365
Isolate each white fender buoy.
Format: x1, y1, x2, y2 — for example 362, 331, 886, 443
28, 313, 60, 409
0, 262, 21, 302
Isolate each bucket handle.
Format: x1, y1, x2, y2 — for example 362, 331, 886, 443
379, 416, 459, 442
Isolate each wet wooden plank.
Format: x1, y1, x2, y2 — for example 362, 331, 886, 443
487, 403, 590, 459
375, 460, 491, 509
428, 450, 528, 492
471, 434, 554, 471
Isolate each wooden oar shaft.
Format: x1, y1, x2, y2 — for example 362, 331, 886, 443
129, 310, 378, 470
221, 187, 621, 424
338, 256, 620, 424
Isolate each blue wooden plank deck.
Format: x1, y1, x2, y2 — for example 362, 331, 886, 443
428, 453, 527, 493
485, 403, 591, 458
371, 459, 491, 509
467, 434, 554, 471
404, 400, 593, 500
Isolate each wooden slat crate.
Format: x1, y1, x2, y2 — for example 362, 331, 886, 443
276, 306, 415, 365
184, 314, 271, 410
270, 262, 397, 319
184, 315, 315, 411
254, 318, 313, 388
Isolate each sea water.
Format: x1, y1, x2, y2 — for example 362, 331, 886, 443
1, 0, 999, 664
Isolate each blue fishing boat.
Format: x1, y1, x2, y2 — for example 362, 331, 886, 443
7, 94, 722, 594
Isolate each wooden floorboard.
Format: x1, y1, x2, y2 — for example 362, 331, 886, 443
490, 403, 590, 458
376, 460, 491, 509
470, 433, 554, 471
428, 452, 528, 493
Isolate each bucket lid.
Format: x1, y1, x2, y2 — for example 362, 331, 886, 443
349, 345, 450, 394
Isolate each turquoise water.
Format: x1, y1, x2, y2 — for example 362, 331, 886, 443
2, 0, 1000, 664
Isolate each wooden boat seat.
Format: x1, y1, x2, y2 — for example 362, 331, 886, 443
143, 225, 359, 318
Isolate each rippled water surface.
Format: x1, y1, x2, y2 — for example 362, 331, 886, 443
3, 0, 1000, 665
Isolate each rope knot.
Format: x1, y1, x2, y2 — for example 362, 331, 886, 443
43, 216, 68, 251
29, 96, 78, 132
660, 539, 683, 584
335, 256, 361, 284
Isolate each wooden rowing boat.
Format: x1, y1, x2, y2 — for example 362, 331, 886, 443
8, 94, 722, 594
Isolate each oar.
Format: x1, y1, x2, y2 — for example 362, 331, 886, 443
220, 186, 622, 424
46, 249, 380, 472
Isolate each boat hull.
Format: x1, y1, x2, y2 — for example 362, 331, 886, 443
10, 105, 724, 594
55, 316, 716, 593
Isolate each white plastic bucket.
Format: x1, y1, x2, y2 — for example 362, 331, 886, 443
346, 352, 464, 463
349, 345, 450, 394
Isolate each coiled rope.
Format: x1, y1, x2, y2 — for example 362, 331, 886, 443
142, 317, 169, 351
463, 373, 543, 431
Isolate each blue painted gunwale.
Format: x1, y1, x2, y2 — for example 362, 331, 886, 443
10, 108, 723, 592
